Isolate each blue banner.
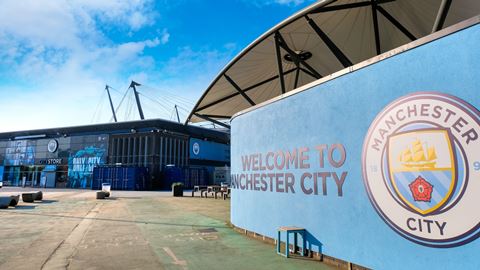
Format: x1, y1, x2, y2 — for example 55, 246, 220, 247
189, 138, 230, 162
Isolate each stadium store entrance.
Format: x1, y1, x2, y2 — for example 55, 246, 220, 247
1, 165, 68, 188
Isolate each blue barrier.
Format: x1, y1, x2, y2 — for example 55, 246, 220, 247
230, 21, 480, 269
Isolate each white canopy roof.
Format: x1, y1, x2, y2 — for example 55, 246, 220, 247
186, 0, 480, 127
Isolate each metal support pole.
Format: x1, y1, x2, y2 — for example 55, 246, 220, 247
193, 113, 231, 129
130, 81, 144, 120
194, 67, 297, 112
377, 6, 416, 41
294, 67, 300, 89
105, 85, 118, 122
371, 0, 381, 55
276, 32, 322, 79
274, 32, 287, 94
432, 0, 453, 33
174, 105, 181, 123
305, 15, 353, 67
224, 74, 256, 106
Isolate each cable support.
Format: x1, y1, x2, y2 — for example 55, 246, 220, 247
141, 84, 196, 105
91, 90, 107, 123
110, 86, 131, 122
162, 98, 194, 109
141, 84, 195, 103
139, 102, 171, 120
176, 106, 194, 118
106, 85, 124, 95
141, 89, 195, 109
126, 90, 135, 121
176, 109, 189, 118
95, 103, 105, 123
176, 105, 192, 112
138, 92, 172, 115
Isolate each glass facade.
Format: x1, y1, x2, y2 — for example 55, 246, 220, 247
0, 135, 108, 189
0, 131, 193, 189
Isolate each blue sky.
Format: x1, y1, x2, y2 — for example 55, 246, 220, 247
0, 0, 315, 132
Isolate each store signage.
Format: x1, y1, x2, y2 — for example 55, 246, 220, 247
362, 92, 480, 247
39, 158, 63, 165
47, 139, 58, 153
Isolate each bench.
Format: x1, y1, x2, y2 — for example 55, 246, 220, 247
276, 226, 307, 258
203, 185, 221, 198
222, 187, 231, 200
22, 191, 43, 203
213, 185, 227, 199
191, 185, 207, 197
0, 195, 20, 209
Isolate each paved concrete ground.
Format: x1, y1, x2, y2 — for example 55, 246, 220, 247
0, 187, 335, 270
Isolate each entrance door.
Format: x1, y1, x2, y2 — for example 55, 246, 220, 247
22, 166, 38, 187
45, 172, 56, 188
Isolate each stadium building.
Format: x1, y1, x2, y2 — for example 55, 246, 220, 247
0, 119, 229, 189
1, 1, 479, 267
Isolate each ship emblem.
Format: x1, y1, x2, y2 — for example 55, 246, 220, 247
363, 92, 480, 247
387, 128, 456, 215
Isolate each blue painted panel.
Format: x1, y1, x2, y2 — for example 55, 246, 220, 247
92, 166, 150, 191
231, 24, 480, 270
189, 138, 230, 162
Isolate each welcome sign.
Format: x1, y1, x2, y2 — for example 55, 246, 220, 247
232, 145, 348, 197
230, 23, 480, 269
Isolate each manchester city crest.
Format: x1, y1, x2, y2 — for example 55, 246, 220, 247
387, 129, 456, 215
362, 92, 480, 248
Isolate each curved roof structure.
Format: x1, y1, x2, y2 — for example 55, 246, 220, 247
187, 0, 480, 127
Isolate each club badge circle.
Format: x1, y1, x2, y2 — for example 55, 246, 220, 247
362, 92, 480, 247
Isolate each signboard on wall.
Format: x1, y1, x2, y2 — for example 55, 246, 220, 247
4, 140, 35, 166
230, 24, 480, 270
67, 135, 108, 188
362, 92, 480, 247
189, 138, 230, 162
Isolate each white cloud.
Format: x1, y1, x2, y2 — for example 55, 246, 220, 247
159, 29, 170, 45
0, 0, 169, 131
0, 0, 238, 130
71, 0, 156, 30
0, 0, 164, 83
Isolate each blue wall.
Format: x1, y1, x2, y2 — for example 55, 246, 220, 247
230, 23, 480, 269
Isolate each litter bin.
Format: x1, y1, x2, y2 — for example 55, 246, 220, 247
102, 183, 111, 197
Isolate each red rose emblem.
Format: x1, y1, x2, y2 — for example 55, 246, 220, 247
409, 176, 433, 202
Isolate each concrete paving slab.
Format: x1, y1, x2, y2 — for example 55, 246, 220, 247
0, 187, 336, 270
